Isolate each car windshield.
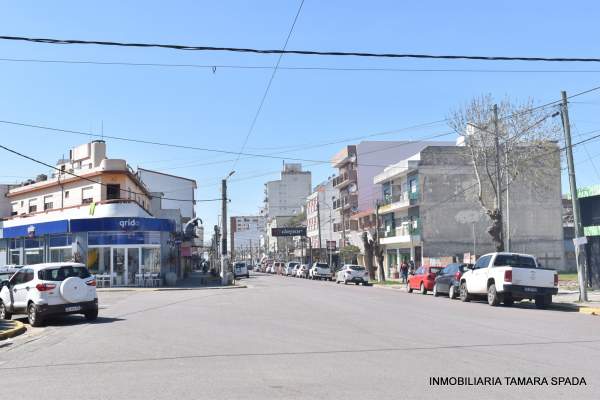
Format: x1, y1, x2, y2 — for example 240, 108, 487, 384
0, 272, 13, 281
349, 265, 365, 271
493, 255, 537, 268
38, 266, 91, 281
430, 267, 443, 274
235, 263, 246, 268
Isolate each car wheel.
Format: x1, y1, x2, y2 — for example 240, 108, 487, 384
448, 285, 457, 299
0, 301, 12, 320
487, 283, 501, 306
433, 284, 439, 297
420, 282, 427, 295
246, 274, 250, 279
407, 281, 413, 293
355, 282, 360, 285
459, 282, 470, 302
343, 280, 348, 285
84, 309, 99, 321
503, 293, 514, 307
535, 295, 551, 309
28, 303, 44, 327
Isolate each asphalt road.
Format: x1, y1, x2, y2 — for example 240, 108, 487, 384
1, 273, 599, 400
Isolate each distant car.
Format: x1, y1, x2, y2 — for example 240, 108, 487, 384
407, 266, 444, 294
234, 262, 250, 279
246, 264, 254, 271
335, 264, 369, 285
0, 263, 98, 326
284, 262, 299, 276
433, 263, 470, 299
309, 263, 332, 281
273, 262, 285, 275
296, 264, 310, 278
291, 264, 302, 277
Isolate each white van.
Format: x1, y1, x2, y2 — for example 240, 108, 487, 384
234, 262, 250, 279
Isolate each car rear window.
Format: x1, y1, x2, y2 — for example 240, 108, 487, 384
349, 265, 365, 271
493, 255, 537, 268
38, 266, 91, 281
315, 263, 329, 268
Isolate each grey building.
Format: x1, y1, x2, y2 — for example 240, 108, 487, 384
373, 145, 564, 275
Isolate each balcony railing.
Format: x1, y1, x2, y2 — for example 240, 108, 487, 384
380, 218, 421, 239
332, 170, 357, 188
333, 194, 358, 210
333, 220, 359, 232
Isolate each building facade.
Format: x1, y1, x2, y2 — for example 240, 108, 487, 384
306, 177, 340, 264
230, 215, 265, 261
373, 145, 565, 277
0, 140, 195, 286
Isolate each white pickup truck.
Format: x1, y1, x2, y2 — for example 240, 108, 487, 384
459, 252, 558, 308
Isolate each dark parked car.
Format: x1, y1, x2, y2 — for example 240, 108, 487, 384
433, 263, 472, 299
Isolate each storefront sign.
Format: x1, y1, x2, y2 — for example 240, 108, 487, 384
71, 217, 175, 233
2, 220, 69, 238
271, 227, 307, 237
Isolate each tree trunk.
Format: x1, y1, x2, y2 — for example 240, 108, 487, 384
361, 232, 376, 280
374, 232, 386, 282
486, 208, 504, 252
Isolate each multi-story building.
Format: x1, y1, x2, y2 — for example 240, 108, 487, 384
230, 215, 265, 261
330, 141, 453, 253
0, 140, 196, 286
373, 145, 565, 277
306, 177, 340, 264
263, 163, 311, 257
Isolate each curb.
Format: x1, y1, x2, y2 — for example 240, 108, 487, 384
0, 320, 26, 340
98, 285, 247, 293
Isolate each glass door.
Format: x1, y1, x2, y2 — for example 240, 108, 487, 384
128, 248, 140, 285
112, 247, 127, 286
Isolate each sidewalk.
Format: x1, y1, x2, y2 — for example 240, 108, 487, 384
371, 282, 600, 315
0, 320, 26, 340
97, 271, 247, 292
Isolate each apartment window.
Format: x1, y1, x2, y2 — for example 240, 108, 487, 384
64, 191, 70, 199
82, 186, 94, 204
106, 184, 120, 200
10, 202, 18, 216
28, 199, 38, 213
44, 195, 54, 210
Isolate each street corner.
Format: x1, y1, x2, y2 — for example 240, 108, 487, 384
0, 319, 26, 340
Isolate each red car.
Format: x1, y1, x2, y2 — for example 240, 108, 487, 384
407, 266, 444, 294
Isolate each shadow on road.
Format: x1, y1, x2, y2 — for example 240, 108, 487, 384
15, 315, 125, 327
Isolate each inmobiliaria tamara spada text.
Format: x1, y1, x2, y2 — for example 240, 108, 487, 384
430, 376, 586, 386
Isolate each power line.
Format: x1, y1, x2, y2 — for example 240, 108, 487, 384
0, 144, 221, 203
5, 57, 600, 73
3, 35, 600, 62
232, 0, 305, 169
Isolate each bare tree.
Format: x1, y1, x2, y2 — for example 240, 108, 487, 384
448, 95, 561, 251
373, 230, 385, 282
361, 232, 376, 280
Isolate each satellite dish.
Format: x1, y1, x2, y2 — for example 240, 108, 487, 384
348, 183, 358, 193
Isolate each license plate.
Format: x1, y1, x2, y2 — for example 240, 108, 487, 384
524, 287, 538, 293
65, 306, 81, 312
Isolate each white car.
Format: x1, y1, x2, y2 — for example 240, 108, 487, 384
234, 262, 250, 278
335, 264, 369, 285
284, 262, 299, 276
0, 262, 98, 327
460, 252, 558, 308
296, 264, 310, 278
309, 263, 332, 281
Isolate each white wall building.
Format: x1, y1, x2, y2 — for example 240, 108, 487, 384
230, 215, 265, 260
138, 168, 197, 220
306, 178, 340, 252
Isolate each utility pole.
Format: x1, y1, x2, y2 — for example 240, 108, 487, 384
375, 201, 384, 282
505, 150, 511, 252
561, 91, 588, 302
493, 104, 504, 251
317, 199, 323, 261
220, 171, 235, 285
341, 207, 346, 263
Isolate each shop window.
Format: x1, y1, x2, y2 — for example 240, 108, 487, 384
24, 238, 44, 265
87, 247, 111, 275
107, 184, 120, 200
50, 248, 72, 262
142, 248, 161, 274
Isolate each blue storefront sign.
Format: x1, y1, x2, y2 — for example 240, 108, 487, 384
2, 220, 69, 238
2, 217, 175, 238
70, 217, 175, 233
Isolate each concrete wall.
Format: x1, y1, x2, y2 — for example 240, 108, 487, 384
138, 168, 196, 220
418, 146, 565, 270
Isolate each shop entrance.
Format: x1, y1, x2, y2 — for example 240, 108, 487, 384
111, 247, 141, 286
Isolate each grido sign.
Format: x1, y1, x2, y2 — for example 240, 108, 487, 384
271, 227, 307, 237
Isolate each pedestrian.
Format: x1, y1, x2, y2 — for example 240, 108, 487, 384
400, 260, 408, 283
408, 260, 415, 275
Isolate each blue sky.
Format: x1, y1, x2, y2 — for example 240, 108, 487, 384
1, 0, 600, 229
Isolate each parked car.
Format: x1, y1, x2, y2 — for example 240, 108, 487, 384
459, 252, 558, 308
234, 262, 250, 279
0, 265, 22, 283
284, 262, 299, 276
296, 264, 310, 278
407, 265, 444, 294
291, 263, 302, 277
0, 263, 98, 326
433, 263, 471, 299
309, 263, 332, 280
335, 264, 369, 285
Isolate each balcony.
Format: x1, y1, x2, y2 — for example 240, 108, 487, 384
332, 170, 357, 189
378, 191, 420, 214
333, 220, 359, 232
333, 194, 358, 210
379, 218, 421, 245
